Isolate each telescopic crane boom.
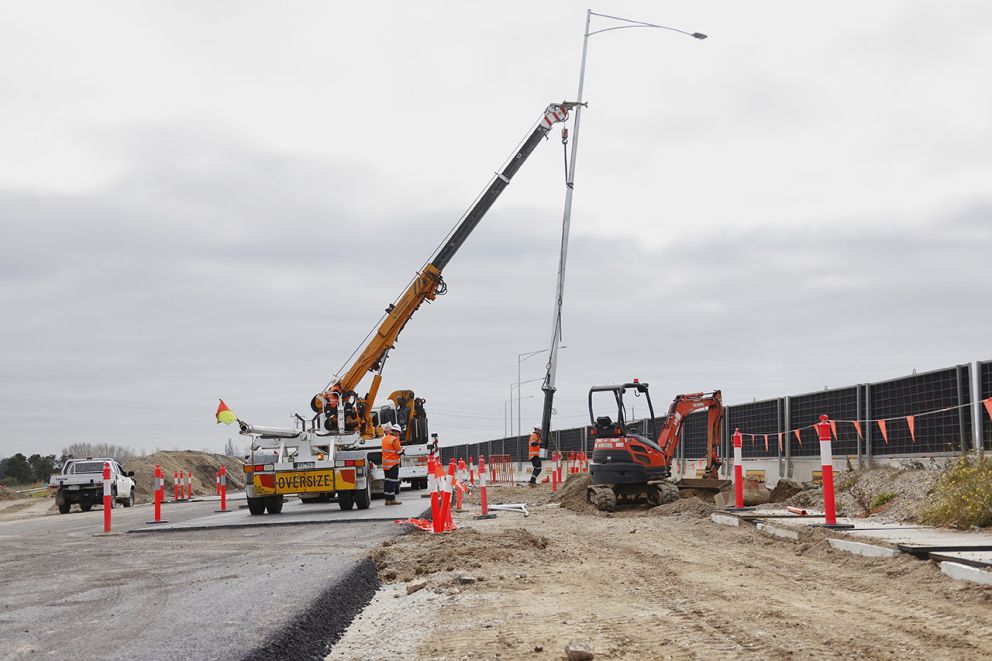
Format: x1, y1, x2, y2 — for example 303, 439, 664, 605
311, 102, 577, 438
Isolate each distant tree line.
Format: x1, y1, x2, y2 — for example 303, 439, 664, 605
0, 453, 58, 485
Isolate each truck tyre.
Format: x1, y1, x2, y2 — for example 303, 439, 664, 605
338, 490, 355, 511
58, 502, 71, 514
122, 489, 134, 508
80, 503, 93, 512
109, 488, 117, 509
247, 496, 267, 515
265, 497, 284, 514
355, 479, 372, 510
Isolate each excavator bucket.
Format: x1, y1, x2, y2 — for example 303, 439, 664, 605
675, 478, 732, 492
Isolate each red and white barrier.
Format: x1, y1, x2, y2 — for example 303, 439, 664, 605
186, 470, 192, 500
428, 458, 441, 530
816, 414, 851, 528
732, 428, 744, 509
556, 452, 563, 484
218, 465, 228, 512
174, 470, 179, 501
102, 461, 112, 533
438, 459, 456, 532
469, 456, 476, 485
551, 452, 558, 493
154, 465, 163, 522
475, 455, 496, 520
215, 470, 220, 496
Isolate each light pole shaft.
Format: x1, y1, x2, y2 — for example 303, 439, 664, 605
539, 9, 591, 453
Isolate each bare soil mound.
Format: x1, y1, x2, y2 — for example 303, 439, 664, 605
649, 496, 715, 518
372, 526, 551, 585
782, 464, 942, 522
555, 473, 596, 514
769, 478, 804, 502
125, 451, 244, 503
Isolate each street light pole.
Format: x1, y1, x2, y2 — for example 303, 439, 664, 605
537, 9, 706, 455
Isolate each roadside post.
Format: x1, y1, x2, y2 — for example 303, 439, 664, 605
215, 470, 220, 496
440, 459, 456, 531
814, 415, 853, 529
102, 461, 112, 533
469, 456, 476, 485
733, 429, 743, 508
147, 464, 168, 524
186, 470, 192, 500
427, 458, 440, 527
475, 455, 496, 520
557, 451, 563, 484
174, 470, 179, 502
216, 464, 228, 513
551, 454, 558, 493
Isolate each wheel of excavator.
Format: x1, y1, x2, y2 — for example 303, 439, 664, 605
586, 486, 616, 512
646, 481, 680, 507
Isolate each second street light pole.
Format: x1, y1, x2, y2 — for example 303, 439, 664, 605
537, 9, 707, 457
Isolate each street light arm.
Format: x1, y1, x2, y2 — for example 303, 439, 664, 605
587, 11, 706, 39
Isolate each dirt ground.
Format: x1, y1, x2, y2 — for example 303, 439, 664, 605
330, 475, 992, 661
124, 450, 244, 503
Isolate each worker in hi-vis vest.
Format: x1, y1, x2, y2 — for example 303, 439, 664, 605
382, 424, 403, 505
527, 426, 542, 486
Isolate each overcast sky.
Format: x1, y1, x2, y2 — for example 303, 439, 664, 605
1, 1, 990, 457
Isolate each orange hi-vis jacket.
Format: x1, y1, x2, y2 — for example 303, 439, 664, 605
528, 432, 541, 459
382, 432, 402, 470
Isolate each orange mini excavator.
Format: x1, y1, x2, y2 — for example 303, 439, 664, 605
586, 381, 731, 511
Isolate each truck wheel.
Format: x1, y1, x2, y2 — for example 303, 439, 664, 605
265, 497, 284, 514
338, 490, 355, 511
247, 496, 267, 515
355, 480, 372, 510
58, 502, 71, 514
109, 488, 117, 509
80, 503, 92, 512
122, 490, 134, 508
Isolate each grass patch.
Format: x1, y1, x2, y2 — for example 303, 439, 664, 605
920, 456, 992, 529
871, 491, 898, 509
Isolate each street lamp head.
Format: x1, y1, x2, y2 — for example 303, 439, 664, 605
691, 32, 707, 40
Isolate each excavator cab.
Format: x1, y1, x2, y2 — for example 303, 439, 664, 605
588, 380, 656, 440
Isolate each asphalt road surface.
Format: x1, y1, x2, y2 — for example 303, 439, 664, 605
0, 493, 428, 660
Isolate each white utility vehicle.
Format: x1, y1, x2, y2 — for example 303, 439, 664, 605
50, 459, 136, 514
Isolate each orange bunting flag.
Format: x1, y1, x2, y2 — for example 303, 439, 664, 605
829, 419, 838, 441
906, 415, 916, 443
852, 420, 863, 440
878, 419, 889, 445
764, 434, 769, 452
793, 428, 803, 447
984, 398, 992, 423
778, 432, 783, 452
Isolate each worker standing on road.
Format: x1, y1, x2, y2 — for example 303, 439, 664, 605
527, 426, 542, 487
382, 423, 403, 505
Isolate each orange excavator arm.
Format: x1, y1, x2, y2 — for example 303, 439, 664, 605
655, 391, 724, 478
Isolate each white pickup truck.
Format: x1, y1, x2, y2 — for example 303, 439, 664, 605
49, 459, 136, 514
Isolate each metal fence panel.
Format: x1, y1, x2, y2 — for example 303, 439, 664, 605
869, 366, 969, 455
727, 399, 781, 458
982, 360, 992, 448
788, 386, 860, 458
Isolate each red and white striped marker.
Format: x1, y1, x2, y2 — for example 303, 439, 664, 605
469, 457, 476, 485
427, 458, 440, 531
733, 428, 744, 509
557, 451, 563, 484
174, 470, 179, 501
219, 465, 227, 512
816, 414, 850, 527
475, 455, 496, 520
441, 459, 456, 531
102, 461, 112, 533
215, 470, 220, 496
153, 465, 163, 522
179, 470, 186, 501
185, 470, 192, 500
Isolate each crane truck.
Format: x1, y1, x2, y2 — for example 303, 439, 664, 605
239, 101, 578, 514
585, 381, 731, 511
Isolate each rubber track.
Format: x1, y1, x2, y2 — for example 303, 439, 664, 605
242, 556, 380, 661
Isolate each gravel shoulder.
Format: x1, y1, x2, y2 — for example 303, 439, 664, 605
332, 478, 992, 660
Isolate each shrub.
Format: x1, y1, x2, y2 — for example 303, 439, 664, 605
920, 456, 992, 529
871, 491, 898, 509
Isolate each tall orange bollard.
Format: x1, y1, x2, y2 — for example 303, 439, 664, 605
475, 455, 496, 520
725, 428, 751, 512
428, 458, 441, 531
147, 464, 169, 525
469, 456, 476, 485
442, 459, 456, 531
186, 470, 192, 500
216, 464, 228, 513
815, 414, 853, 529
102, 461, 112, 533
174, 470, 179, 502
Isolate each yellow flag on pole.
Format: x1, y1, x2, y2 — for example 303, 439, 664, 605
215, 399, 237, 425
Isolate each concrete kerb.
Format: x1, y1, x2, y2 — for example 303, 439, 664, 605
827, 538, 899, 559
756, 522, 800, 542
939, 561, 992, 587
